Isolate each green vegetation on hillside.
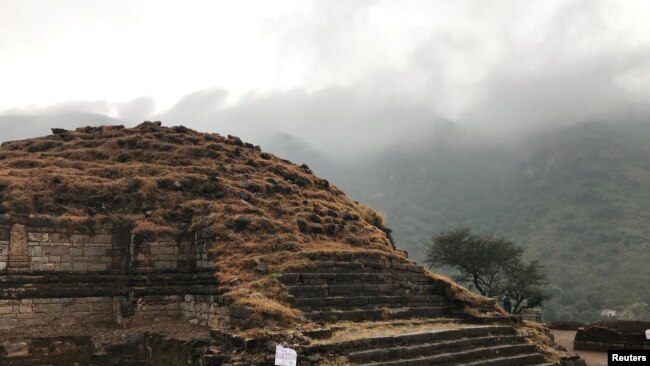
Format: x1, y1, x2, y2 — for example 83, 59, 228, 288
314, 122, 650, 323
425, 227, 551, 313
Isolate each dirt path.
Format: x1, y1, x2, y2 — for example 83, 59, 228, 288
551, 330, 607, 366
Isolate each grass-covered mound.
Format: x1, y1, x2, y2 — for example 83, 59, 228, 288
0, 121, 401, 326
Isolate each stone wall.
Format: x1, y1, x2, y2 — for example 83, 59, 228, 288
0, 215, 230, 331
27, 224, 113, 272
0, 294, 238, 331
0, 222, 8, 271
133, 235, 181, 272
0, 216, 216, 273
0, 297, 114, 330
574, 320, 650, 351
195, 230, 215, 270
133, 295, 182, 321
124, 294, 243, 329
181, 294, 230, 327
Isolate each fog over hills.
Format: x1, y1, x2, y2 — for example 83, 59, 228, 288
3, 0, 650, 324
2, 112, 649, 322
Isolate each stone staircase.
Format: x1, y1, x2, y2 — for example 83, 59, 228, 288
280, 252, 555, 366
279, 253, 454, 324
304, 325, 552, 366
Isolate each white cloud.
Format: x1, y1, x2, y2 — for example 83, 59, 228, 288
2, 0, 650, 150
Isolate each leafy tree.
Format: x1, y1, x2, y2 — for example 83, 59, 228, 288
426, 227, 552, 312
504, 259, 552, 313
425, 227, 523, 297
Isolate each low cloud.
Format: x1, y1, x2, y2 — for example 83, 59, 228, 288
116, 96, 156, 124
3, 0, 650, 153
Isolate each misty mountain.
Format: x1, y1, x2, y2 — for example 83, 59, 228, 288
259, 132, 341, 181
499, 122, 650, 321
308, 121, 650, 323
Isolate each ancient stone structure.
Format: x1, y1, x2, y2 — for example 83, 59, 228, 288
574, 320, 650, 351
279, 251, 575, 366
0, 123, 582, 365
0, 215, 264, 333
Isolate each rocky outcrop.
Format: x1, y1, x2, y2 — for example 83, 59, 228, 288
574, 320, 650, 351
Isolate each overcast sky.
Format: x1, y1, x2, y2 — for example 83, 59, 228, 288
2, 0, 650, 153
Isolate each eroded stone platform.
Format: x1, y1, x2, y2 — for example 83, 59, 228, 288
0, 215, 264, 332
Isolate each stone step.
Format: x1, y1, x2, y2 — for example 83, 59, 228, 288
0, 271, 217, 283
291, 295, 447, 311
0, 284, 221, 299
279, 272, 435, 285
347, 335, 526, 363
305, 306, 451, 323
455, 353, 549, 366
295, 263, 426, 275
354, 344, 541, 366
306, 326, 517, 354
286, 284, 440, 298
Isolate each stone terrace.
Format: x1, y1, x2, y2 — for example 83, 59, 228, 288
0, 215, 253, 332
282, 252, 563, 366
280, 252, 454, 323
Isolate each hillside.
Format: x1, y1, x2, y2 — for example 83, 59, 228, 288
501, 123, 650, 322
328, 122, 650, 323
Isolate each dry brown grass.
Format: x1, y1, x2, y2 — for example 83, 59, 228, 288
132, 219, 176, 235
424, 271, 504, 316
516, 320, 574, 363
0, 122, 400, 327
224, 276, 303, 328
315, 320, 462, 344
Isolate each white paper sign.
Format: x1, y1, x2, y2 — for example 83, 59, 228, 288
645, 329, 650, 340
275, 345, 297, 366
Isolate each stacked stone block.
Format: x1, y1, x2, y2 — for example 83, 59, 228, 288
0, 215, 233, 331
27, 229, 113, 272
133, 295, 182, 320
194, 229, 215, 270
0, 215, 218, 275
0, 222, 8, 271
280, 252, 453, 323
0, 297, 113, 330
303, 325, 552, 366
284, 252, 556, 366
133, 235, 182, 272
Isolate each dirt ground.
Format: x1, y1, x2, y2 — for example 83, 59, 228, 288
551, 330, 607, 366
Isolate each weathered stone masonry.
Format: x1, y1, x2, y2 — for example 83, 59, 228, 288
0, 214, 241, 330
0, 221, 8, 271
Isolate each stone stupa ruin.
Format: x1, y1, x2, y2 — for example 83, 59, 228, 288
0, 122, 584, 365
